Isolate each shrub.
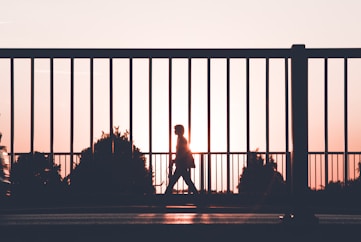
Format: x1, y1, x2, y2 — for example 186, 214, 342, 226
68, 130, 155, 195
238, 151, 286, 195
10, 152, 65, 198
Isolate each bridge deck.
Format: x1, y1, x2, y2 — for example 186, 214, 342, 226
1, 203, 361, 242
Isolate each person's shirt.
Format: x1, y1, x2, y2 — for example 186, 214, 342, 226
175, 136, 189, 167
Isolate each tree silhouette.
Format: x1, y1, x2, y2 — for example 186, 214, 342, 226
325, 161, 361, 194
238, 151, 286, 195
10, 152, 65, 198
67, 130, 155, 196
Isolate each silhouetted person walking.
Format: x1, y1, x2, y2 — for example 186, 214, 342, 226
165, 125, 198, 195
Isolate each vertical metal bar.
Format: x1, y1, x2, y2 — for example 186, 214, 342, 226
331, 154, 333, 181
188, 58, 192, 193
246, 58, 250, 154
231, 154, 234, 192
188, 58, 192, 144
168, 58, 172, 182
207, 58, 211, 193
70, 58, 74, 173
352, 154, 355, 179
88, 58, 94, 184
344, 58, 349, 183
226, 57, 230, 193
129, 58, 133, 156
50, 58, 54, 163
109, 58, 113, 136
160, 154, 163, 192
218, 155, 220, 191
200, 154, 204, 194
215, 155, 218, 192
320, 154, 323, 188
337, 154, 340, 181
315, 155, 317, 189
149, 58, 153, 182
90, 58, 94, 155
65, 155, 67, 178
10, 58, 14, 166
285, 58, 291, 191
30, 58, 35, 154
109, 58, 114, 153
265, 58, 270, 163
324, 58, 329, 187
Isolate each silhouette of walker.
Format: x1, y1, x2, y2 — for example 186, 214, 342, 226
165, 124, 198, 195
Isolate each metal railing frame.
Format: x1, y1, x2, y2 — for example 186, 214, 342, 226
2, 45, 361, 195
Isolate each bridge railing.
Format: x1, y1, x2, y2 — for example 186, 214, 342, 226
2, 46, 361, 195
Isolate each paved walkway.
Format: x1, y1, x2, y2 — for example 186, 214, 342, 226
2, 211, 361, 225
2, 201, 361, 242
1, 211, 360, 242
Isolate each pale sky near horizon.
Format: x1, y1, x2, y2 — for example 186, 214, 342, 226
1, 0, 361, 48
1, 0, 361, 156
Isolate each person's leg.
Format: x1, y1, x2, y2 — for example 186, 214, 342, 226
181, 168, 198, 194
165, 168, 181, 194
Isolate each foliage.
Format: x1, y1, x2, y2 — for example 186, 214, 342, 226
10, 152, 65, 197
238, 151, 286, 195
325, 162, 361, 194
68, 130, 155, 195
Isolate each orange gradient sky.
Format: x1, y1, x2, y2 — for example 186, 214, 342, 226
1, 0, 361, 155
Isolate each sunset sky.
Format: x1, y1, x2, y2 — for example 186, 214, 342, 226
1, 0, 361, 156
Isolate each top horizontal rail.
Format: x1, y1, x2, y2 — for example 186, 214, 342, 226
0, 48, 292, 58
306, 48, 361, 58
1, 47, 361, 59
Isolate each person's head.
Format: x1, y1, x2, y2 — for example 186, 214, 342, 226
174, 124, 184, 136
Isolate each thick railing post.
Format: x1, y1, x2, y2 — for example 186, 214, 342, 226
291, 44, 308, 196
286, 44, 317, 223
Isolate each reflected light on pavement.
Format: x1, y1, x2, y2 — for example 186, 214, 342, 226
162, 213, 197, 224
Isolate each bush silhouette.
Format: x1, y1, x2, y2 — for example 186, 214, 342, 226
325, 162, 361, 194
68, 130, 155, 196
10, 152, 65, 198
238, 151, 286, 195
